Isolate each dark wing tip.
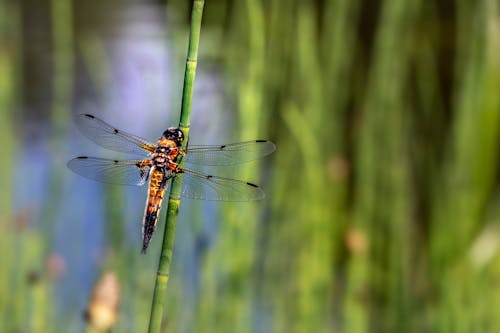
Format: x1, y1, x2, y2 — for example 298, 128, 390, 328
67, 156, 84, 168
82, 113, 95, 119
246, 182, 267, 200
67, 156, 88, 168
256, 140, 276, 153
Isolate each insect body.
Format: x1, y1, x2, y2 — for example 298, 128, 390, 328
141, 128, 183, 252
68, 114, 275, 252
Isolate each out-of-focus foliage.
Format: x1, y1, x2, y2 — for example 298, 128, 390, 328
1, 0, 500, 332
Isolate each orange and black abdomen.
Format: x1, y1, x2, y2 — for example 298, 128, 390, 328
142, 169, 168, 253
141, 137, 182, 253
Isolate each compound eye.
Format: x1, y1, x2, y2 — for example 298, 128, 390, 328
177, 130, 184, 141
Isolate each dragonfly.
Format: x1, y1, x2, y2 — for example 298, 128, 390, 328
67, 114, 275, 253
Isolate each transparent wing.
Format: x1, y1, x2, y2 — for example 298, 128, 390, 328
67, 157, 151, 186
180, 168, 265, 201
185, 140, 276, 166
75, 113, 156, 155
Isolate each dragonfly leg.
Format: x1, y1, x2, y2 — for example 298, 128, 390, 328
137, 160, 152, 168
174, 147, 186, 156
165, 160, 183, 173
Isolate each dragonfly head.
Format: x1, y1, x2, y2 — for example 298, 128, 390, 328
162, 127, 185, 145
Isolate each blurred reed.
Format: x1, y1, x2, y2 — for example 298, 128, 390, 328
195, 2, 267, 333
0, 2, 18, 331
28, 0, 75, 330
0, 1, 22, 332
429, 1, 500, 331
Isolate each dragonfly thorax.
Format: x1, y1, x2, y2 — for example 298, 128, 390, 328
151, 141, 181, 171
153, 128, 183, 170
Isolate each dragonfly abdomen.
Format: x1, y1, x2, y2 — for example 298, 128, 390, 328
141, 139, 181, 253
142, 169, 169, 253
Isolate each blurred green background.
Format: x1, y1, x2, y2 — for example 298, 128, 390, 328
1, 0, 500, 332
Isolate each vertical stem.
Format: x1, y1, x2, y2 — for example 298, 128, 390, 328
0, 2, 19, 332
147, 1, 204, 332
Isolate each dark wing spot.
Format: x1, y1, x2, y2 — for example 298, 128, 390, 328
246, 182, 259, 188
220, 145, 226, 149
255, 140, 266, 143
113, 129, 119, 134
206, 175, 213, 179
113, 160, 119, 163
76, 156, 89, 159
83, 114, 95, 119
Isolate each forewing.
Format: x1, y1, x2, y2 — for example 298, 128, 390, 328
67, 157, 151, 186
75, 113, 156, 155
180, 169, 265, 201
185, 140, 275, 166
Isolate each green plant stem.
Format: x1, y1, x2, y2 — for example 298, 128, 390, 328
147, 1, 205, 332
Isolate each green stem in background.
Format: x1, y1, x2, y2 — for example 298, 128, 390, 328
0, 2, 20, 332
147, 1, 205, 332
33, 0, 73, 331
